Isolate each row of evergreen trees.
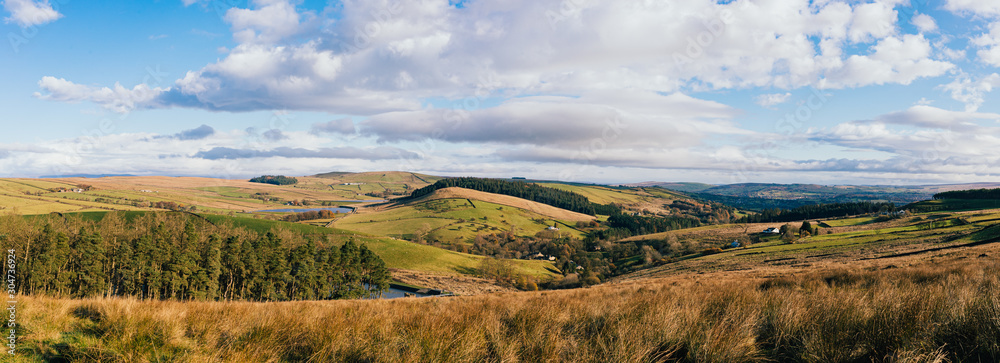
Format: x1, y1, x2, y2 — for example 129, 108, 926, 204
409, 177, 620, 216
594, 214, 702, 239
933, 188, 1000, 200
249, 175, 299, 185
736, 201, 896, 223
0, 212, 390, 301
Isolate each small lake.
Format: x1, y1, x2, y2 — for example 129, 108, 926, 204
363, 284, 451, 299
254, 207, 354, 213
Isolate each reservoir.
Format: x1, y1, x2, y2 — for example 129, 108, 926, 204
364, 284, 453, 299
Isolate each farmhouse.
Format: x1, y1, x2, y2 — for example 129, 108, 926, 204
763, 227, 780, 234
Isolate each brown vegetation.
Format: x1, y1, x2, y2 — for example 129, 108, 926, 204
17, 259, 999, 362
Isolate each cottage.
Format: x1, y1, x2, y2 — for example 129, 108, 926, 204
763, 227, 780, 234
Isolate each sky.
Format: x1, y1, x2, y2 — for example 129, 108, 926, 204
3, 0, 1000, 185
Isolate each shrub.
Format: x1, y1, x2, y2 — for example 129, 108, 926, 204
702, 247, 724, 255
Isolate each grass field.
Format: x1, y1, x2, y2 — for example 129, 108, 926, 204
0, 175, 419, 216
12, 258, 999, 362
336, 194, 589, 243
623, 207, 1000, 281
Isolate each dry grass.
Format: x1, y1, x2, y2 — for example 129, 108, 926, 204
13, 260, 999, 362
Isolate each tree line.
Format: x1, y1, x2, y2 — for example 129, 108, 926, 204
408, 177, 620, 216
0, 212, 390, 301
587, 214, 702, 240
249, 175, 299, 185
933, 188, 1000, 200
736, 201, 897, 223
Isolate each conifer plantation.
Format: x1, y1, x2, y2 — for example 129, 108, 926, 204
0, 212, 391, 301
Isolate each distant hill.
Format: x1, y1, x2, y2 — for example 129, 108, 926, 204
629, 182, 1000, 211
624, 182, 716, 193
308, 171, 445, 199
312, 171, 442, 185
39, 173, 136, 178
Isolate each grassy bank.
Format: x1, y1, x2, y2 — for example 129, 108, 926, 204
13, 260, 999, 362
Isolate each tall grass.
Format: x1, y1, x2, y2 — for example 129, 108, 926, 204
16, 260, 1000, 362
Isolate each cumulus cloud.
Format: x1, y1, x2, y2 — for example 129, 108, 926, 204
3, 0, 61, 27
37, 0, 957, 114
755, 93, 792, 108
820, 34, 953, 88
970, 22, 1000, 67
34, 76, 168, 113
945, 0, 1000, 17
311, 118, 357, 135
192, 146, 419, 160
911, 13, 937, 32
225, 0, 312, 44
810, 106, 1000, 165
941, 73, 1000, 112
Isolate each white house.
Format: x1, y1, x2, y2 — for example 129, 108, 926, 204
763, 227, 780, 234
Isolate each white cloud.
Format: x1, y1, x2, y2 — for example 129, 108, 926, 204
39, 0, 957, 115
945, 0, 1000, 17
911, 13, 937, 33
811, 106, 1000, 168
3, 0, 61, 27
971, 22, 1000, 67
755, 93, 792, 108
941, 73, 1000, 112
359, 90, 742, 148
34, 76, 168, 113
820, 34, 953, 88
225, 0, 310, 44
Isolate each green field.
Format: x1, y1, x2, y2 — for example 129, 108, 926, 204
630, 208, 1000, 278
336, 198, 587, 244
818, 216, 878, 227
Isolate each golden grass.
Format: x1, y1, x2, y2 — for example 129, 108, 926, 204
15, 260, 1000, 362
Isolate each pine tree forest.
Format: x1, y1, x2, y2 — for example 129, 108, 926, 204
0, 212, 391, 301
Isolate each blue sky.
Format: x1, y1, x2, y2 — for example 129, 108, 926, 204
3, 0, 1000, 185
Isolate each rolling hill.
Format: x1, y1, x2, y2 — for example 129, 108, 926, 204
308, 171, 443, 199
639, 181, 1000, 210
335, 187, 594, 244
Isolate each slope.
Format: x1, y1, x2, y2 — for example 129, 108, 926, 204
617, 206, 1000, 282
336, 187, 594, 244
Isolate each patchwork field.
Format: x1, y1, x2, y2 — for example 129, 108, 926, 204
620, 207, 1000, 282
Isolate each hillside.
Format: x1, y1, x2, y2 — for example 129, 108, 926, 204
335, 187, 593, 244
13, 243, 999, 362
536, 183, 738, 224
637, 182, 1000, 210
616, 204, 1000, 283
0, 176, 405, 215
309, 171, 443, 199
410, 187, 595, 222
